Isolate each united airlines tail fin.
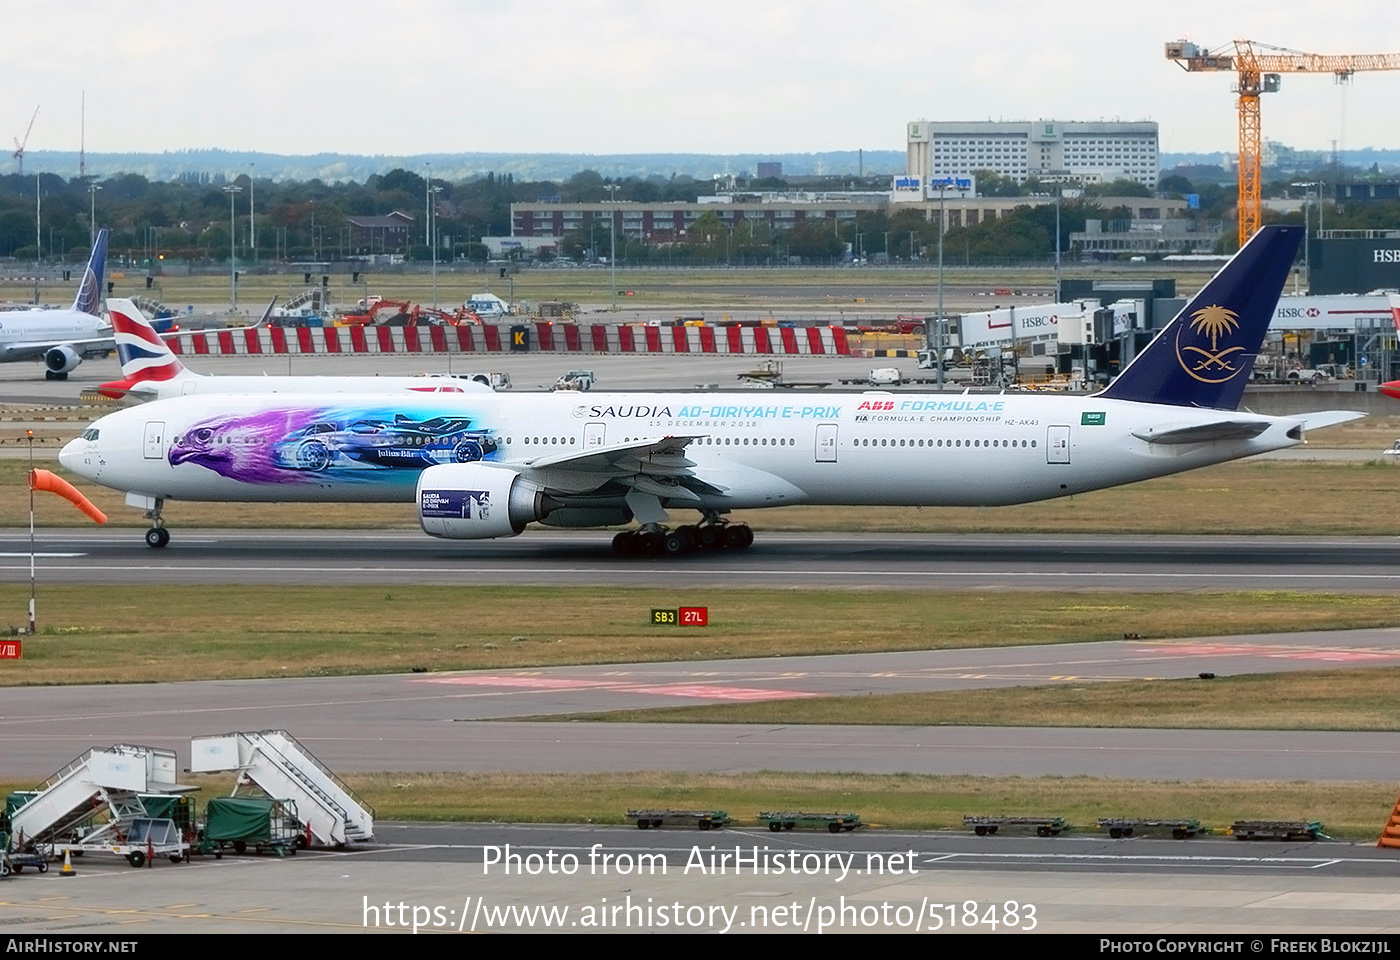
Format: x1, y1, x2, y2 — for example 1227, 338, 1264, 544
70, 228, 108, 316
1097, 225, 1302, 410
100, 299, 189, 398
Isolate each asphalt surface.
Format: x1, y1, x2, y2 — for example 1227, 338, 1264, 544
2, 823, 1398, 934
4, 628, 1400, 779
6, 528, 1400, 591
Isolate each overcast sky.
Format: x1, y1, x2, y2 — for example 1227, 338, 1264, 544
5, 0, 1397, 159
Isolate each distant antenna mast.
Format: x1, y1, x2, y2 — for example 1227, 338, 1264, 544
79, 92, 85, 180
13, 106, 38, 175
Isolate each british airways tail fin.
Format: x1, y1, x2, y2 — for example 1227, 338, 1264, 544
70, 228, 108, 316
1097, 225, 1302, 410
104, 299, 188, 396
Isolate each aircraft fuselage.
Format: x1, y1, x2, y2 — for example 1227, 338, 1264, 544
60, 389, 1305, 511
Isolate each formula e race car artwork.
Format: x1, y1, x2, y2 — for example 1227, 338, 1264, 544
272, 415, 498, 471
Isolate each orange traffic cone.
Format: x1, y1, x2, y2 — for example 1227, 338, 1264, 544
60, 848, 75, 877
1379, 792, 1400, 850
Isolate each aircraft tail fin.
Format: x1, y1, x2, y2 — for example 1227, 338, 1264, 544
106, 298, 188, 393
71, 228, 108, 316
1097, 225, 1302, 410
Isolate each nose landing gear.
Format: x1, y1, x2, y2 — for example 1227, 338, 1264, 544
142, 497, 169, 548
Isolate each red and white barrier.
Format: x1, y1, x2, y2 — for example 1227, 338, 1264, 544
167, 323, 851, 358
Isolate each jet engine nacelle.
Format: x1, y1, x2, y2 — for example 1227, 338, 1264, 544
44, 345, 82, 374
417, 462, 551, 539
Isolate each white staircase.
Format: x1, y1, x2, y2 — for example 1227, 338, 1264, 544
9, 745, 181, 846
190, 731, 373, 846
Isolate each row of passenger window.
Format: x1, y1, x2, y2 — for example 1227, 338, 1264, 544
853, 437, 1036, 448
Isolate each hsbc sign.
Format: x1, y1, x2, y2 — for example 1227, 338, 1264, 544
1270, 295, 1390, 329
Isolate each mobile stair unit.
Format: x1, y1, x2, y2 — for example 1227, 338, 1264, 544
8, 745, 190, 863
191, 731, 374, 847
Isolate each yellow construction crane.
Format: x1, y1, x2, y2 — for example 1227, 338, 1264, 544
1165, 39, 1400, 247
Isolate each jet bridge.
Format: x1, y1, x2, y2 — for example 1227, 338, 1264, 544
190, 730, 374, 847
8, 744, 184, 849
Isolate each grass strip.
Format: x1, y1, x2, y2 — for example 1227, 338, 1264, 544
6, 772, 1387, 838
533, 667, 1400, 731
4, 586, 1400, 685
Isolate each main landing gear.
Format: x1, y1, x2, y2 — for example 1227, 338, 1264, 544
611, 521, 753, 558
143, 497, 170, 549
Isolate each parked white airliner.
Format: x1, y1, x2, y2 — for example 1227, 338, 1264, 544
61, 226, 1359, 553
98, 298, 492, 402
0, 229, 109, 380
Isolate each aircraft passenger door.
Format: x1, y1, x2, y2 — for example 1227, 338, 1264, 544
143, 421, 167, 460
815, 423, 838, 463
584, 422, 606, 449
1046, 425, 1070, 464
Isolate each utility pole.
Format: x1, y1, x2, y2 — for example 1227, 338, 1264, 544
224, 185, 242, 312
936, 182, 946, 391
605, 183, 619, 310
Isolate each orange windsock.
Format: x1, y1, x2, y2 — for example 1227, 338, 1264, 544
29, 469, 107, 524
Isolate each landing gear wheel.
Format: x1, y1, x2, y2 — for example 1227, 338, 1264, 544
697, 525, 725, 550
46, 370, 68, 381
145, 527, 170, 549
126, 851, 146, 868
723, 524, 753, 549
661, 530, 693, 556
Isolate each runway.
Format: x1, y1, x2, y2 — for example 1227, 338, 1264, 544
4, 629, 1400, 778
5, 528, 1400, 590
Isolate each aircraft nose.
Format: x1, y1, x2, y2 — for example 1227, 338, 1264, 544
59, 437, 87, 475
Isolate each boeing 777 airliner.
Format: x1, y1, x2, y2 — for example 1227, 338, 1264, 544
60, 226, 1358, 554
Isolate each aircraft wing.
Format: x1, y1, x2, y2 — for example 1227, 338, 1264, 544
1131, 420, 1273, 445
514, 435, 723, 500
0, 335, 115, 362
155, 296, 275, 341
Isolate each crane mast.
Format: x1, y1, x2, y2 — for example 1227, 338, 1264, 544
1166, 39, 1400, 247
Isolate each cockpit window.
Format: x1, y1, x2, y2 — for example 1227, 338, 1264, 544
81, 429, 100, 441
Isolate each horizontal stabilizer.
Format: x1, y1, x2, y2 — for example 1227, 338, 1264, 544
1132, 420, 1272, 445
1291, 410, 1366, 431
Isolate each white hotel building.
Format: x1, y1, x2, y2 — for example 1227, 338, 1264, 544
907, 120, 1159, 191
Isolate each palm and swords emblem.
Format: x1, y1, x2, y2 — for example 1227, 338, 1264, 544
1177, 305, 1245, 382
